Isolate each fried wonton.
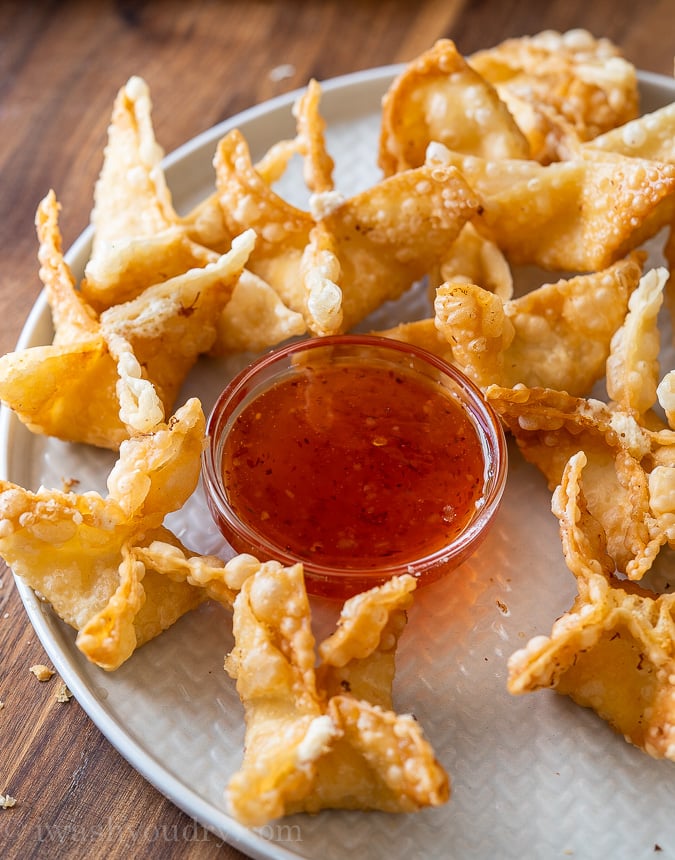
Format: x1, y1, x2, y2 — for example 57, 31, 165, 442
580, 103, 675, 317
378, 38, 529, 176
291, 78, 335, 194
425, 142, 675, 271
214, 129, 480, 334
470, 29, 639, 162
433, 252, 643, 394
224, 564, 449, 825
98, 228, 254, 423
486, 268, 675, 578
0, 399, 216, 670
81, 76, 218, 310
80, 76, 307, 354
605, 265, 665, 415
0, 193, 255, 447
131, 545, 261, 608
486, 384, 661, 578
212, 270, 306, 354
508, 451, 675, 760
214, 129, 333, 333
316, 158, 480, 331
184, 78, 334, 249
184, 81, 338, 337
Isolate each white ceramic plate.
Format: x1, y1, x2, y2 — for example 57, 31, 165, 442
4, 65, 675, 860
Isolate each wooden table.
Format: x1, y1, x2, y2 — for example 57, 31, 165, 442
0, 1, 673, 857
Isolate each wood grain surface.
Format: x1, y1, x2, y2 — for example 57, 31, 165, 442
0, 1, 673, 857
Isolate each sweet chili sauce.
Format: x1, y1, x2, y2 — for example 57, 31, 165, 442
219, 357, 486, 572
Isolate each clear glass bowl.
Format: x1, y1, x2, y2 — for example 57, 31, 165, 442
203, 334, 507, 599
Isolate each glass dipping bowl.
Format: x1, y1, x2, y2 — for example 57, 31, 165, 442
203, 334, 507, 599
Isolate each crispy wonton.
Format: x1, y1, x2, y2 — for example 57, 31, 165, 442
486, 268, 675, 579
0, 192, 254, 447
470, 29, 639, 162
508, 451, 675, 760
224, 563, 449, 825
378, 38, 529, 176
425, 142, 675, 271
214, 129, 480, 335
433, 252, 643, 395
0, 399, 212, 670
81, 76, 218, 310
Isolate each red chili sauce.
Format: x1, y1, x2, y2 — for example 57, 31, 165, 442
221, 359, 486, 570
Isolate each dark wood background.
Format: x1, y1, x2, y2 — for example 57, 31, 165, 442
0, 1, 673, 857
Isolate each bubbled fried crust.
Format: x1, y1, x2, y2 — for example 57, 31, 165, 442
0, 191, 255, 447
425, 142, 675, 272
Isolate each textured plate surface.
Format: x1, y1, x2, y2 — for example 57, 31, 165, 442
4, 66, 675, 860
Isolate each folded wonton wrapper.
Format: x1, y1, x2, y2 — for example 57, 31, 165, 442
582, 101, 675, 165
508, 450, 675, 760
213, 128, 481, 335
580, 101, 675, 324
79, 75, 306, 353
433, 252, 644, 395
486, 268, 675, 580
224, 563, 449, 825
379, 253, 643, 398
430, 222, 514, 302
469, 29, 639, 163
185, 80, 340, 336
185, 77, 334, 248
0, 192, 254, 447
0, 399, 216, 670
378, 38, 530, 176
425, 142, 675, 272
0, 392, 299, 670
81, 76, 219, 310
0, 389, 322, 671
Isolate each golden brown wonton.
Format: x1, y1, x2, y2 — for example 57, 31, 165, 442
0, 399, 212, 670
212, 128, 481, 335
0, 192, 254, 448
378, 38, 530, 175
80, 76, 306, 354
508, 451, 675, 760
470, 29, 639, 163
487, 267, 675, 580
433, 252, 643, 395
81, 76, 217, 311
224, 563, 449, 825
425, 142, 675, 271
430, 222, 514, 302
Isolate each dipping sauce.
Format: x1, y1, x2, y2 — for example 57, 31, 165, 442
203, 335, 507, 598
222, 361, 485, 569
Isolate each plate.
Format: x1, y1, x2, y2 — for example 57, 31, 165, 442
4, 65, 675, 860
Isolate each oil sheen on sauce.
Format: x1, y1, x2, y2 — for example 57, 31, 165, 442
221, 359, 486, 570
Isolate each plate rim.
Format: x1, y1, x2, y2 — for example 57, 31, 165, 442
4, 62, 675, 860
